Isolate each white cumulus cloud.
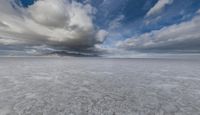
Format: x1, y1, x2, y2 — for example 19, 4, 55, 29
117, 13, 200, 53
0, 0, 107, 52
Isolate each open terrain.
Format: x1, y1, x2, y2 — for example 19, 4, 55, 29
0, 57, 200, 115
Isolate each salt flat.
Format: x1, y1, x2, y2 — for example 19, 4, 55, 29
0, 57, 200, 115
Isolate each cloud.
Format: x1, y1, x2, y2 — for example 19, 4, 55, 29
146, 0, 173, 17
108, 15, 124, 30
0, 0, 107, 52
117, 13, 200, 53
197, 9, 200, 14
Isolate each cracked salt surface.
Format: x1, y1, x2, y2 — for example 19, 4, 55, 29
0, 57, 200, 115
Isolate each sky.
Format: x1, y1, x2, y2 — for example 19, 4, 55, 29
0, 0, 200, 57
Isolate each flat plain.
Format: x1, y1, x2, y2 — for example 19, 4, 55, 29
0, 57, 200, 115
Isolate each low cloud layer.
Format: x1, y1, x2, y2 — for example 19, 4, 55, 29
0, 0, 107, 53
117, 12, 200, 53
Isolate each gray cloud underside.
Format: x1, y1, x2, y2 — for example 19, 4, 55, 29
0, 0, 108, 52
117, 12, 200, 53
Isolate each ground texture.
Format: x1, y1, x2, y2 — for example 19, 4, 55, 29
0, 57, 200, 115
